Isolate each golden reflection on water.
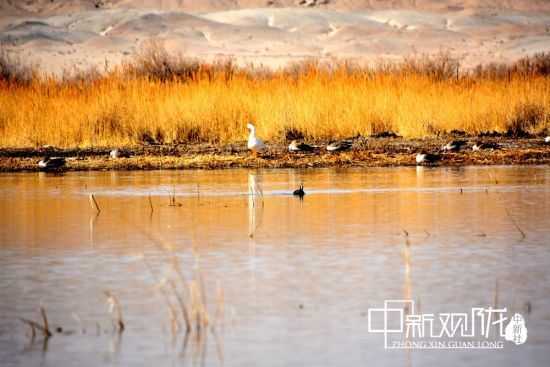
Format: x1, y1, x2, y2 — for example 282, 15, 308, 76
0, 166, 549, 367
2, 167, 547, 252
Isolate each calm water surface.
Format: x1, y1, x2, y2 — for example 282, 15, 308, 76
0, 166, 549, 366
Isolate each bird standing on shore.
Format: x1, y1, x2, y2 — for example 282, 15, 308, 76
247, 123, 264, 154
472, 141, 500, 151
289, 140, 314, 152
326, 140, 352, 152
109, 149, 132, 158
416, 151, 439, 164
38, 156, 66, 169
441, 140, 467, 151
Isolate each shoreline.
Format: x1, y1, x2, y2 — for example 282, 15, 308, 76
1, 137, 549, 172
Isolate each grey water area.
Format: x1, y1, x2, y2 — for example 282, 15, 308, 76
0, 165, 549, 366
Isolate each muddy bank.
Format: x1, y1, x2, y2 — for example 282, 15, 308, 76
1, 137, 549, 172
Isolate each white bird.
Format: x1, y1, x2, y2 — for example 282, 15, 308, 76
110, 149, 121, 159
545, 136, 550, 143
109, 149, 131, 159
247, 123, 265, 154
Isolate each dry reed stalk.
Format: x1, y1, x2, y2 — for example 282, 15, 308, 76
39, 307, 51, 337
403, 239, 411, 313
148, 194, 154, 214
72, 313, 86, 334
211, 280, 224, 332
19, 318, 50, 338
89, 194, 100, 213
169, 258, 194, 332
188, 281, 209, 333
193, 250, 210, 330
2, 55, 548, 148
153, 277, 180, 334
168, 278, 191, 333
523, 301, 532, 315
19, 306, 52, 339
141, 254, 183, 333
491, 279, 500, 331
196, 184, 201, 206
104, 291, 125, 332
493, 279, 499, 310
168, 187, 182, 207
138, 232, 223, 341
505, 209, 526, 239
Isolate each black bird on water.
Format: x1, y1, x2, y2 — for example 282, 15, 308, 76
293, 183, 305, 197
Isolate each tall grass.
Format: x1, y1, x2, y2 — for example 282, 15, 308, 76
0, 49, 548, 148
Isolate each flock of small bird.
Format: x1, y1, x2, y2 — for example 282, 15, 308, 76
248, 123, 352, 154
249, 123, 550, 166
37, 123, 550, 171
416, 139, 511, 163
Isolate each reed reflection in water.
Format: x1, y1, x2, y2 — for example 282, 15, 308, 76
0, 166, 549, 367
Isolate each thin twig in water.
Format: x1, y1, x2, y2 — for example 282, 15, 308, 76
104, 291, 125, 333
89, 194, 100, 213
140, 254, 182, 334
197, 184, 201, 206
39, 307, 51, 337
19, 318, 50, 338
493, 279, 499, 310
491, 279, 500, 329
168, 187, 182, 207
148, 194, 154, 214
403, 239, 411, 313
211, 280, 224, 332
505, 209, 526, 239
168, 278, 191, 333
72, 313, 86, 334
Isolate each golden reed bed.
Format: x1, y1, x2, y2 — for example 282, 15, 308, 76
0, 50, 549, 149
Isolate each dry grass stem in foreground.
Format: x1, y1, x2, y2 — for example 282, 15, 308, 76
138, 237, 224, 337
504, 209, 527, 239
89, 194, 101, 214
19, 306, 52, 339
104, 290, 125, 333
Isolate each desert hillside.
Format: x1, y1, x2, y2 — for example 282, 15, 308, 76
3, 0, 550, 13
1, 0, 549, 74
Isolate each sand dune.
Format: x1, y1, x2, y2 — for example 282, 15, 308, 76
3, 0, 550, 14
1, 1, 549, 74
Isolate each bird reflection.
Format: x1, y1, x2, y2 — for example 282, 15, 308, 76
247, 171, 264, 239
247, 170, 264, 291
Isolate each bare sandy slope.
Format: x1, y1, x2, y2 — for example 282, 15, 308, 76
1, 0, 549, 74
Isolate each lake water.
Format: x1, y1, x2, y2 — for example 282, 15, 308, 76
0, 166, 549, 366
